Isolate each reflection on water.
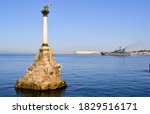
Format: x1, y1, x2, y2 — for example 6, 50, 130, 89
15, 87, 66, 97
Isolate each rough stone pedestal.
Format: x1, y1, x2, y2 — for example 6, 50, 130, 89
16, 45, 67, 90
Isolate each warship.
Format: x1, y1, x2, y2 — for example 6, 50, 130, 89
101, 47, 131, 56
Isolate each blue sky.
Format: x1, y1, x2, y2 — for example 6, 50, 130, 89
0, 0, 150, 53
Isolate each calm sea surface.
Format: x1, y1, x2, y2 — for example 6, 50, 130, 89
0, 54, 150, 97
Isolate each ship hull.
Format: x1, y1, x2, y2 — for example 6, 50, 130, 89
101, 52, 131, 56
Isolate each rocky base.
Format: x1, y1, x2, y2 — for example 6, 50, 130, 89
16, 45, 67, 90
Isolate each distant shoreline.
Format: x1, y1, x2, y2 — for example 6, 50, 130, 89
74, 50, 150, 55
0, 49, 150, 55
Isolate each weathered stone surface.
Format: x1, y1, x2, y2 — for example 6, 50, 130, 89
16, 46, 67, 90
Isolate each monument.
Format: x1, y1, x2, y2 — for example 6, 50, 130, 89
16, 5, 67, 90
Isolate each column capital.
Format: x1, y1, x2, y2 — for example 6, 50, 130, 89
41, 5, 49, 17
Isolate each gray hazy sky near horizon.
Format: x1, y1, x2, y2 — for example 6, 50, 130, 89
0, 0, 150, 53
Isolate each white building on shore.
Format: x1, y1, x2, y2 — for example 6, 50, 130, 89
75, 51, 100, 54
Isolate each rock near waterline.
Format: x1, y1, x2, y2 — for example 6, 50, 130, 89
16, 46, 67, 90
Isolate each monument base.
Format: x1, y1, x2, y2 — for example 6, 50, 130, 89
16, 45, 67, 90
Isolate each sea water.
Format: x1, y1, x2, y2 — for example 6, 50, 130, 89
0, 54, 150, 97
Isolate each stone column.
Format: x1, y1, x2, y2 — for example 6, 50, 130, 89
41, 6, 49, 46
